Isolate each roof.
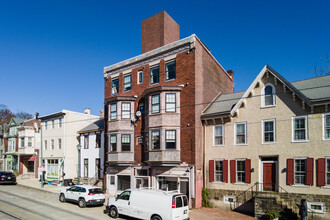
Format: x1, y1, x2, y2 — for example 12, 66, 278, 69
291, 74, 330, 103
78, 119, 104, 133
202, 91, 245, 116
9, 118, 24, 126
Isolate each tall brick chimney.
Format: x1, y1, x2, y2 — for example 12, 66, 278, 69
141, 11, 180, 54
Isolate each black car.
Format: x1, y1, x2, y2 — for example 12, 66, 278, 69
0, 171, 17, 185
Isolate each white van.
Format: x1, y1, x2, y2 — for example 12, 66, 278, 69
105, 189, 189, 220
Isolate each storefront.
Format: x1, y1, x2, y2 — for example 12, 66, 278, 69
5, 154, 18, 172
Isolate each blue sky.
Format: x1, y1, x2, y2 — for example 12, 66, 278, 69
0, 0, 329, 116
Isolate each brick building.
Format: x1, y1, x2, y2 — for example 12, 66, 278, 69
103, 11, 234, 207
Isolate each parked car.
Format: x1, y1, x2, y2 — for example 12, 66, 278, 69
0, 171, 16, 185
59, 185, 105, 208
105, 189, 189, 220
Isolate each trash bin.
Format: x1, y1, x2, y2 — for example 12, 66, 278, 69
63, 179, 73, 186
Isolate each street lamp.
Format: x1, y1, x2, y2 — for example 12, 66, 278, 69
76, 144, 82, 185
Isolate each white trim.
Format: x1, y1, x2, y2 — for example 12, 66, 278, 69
292, 116, 309, 142
323, 113, 330, 141
213, 125, 224, 146
261, 83, 276, 108
326, 157, 330, 186
214, 159, 225, 183
307, 202, 326, 214
293, 157, 308, 186
262, 119, 276, 144
234, 122, 247, 145
137, 70, 143, 84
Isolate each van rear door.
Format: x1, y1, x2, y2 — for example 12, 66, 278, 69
172, 195, 189, 219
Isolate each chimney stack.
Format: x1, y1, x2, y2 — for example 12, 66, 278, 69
141, 11, 180, 54
84, 108, 91, 115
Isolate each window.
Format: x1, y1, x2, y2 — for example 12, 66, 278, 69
52, 119, 55, 129
84, 159, 88, 177
110, 103, 117, 120
235, 122, 247, 145
121, 134, 130, 151
59, 118, 62, 128
165, 130, 176, 149
215, 160, 223, 182
293, 116, 308, 141
150, 65, 159, 84
95, 158, 101, 179
112, 78, 119, 95
84, 135, 89, 149
121, 102, 131, 119
58, 139, 62, 149
158, 176, 177, 191
151, 94, 160, 113
45, 121, 48, 130
123, 74, 131, 92
110, 135, 117, 152
152, 130, 160, 149
165, 93, 176, 112
44, 140, 47, 150
165, 60, 176, 81
307, 202, 326, 214
138, 71, 143, 84
96, 134, 101, 148
117, 190, 131, 200
263, 84, 275, 106
295, 159, 306, 185
323, 113, 330, 140
51, 139, 54, 150
263, 119, 275, 143
20, 138, 24, 148
214, 125, 224, 145
236, 160, 246, 183
327, 158, 330, 185
175, 196, 183, 208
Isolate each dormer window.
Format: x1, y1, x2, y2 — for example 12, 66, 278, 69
262, 84, 276, 107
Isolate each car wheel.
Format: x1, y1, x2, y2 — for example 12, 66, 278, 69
59, 194, 66, 203
151, 215, 162, 220
78, 198, 86, 208
109, 206, 118, 219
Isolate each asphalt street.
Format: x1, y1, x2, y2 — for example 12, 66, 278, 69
0, 185, 120, 220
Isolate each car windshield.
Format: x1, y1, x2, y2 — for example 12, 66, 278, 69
89, 188, 103, 194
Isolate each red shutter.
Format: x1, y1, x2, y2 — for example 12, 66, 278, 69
245, 159, 251, 183
287, 158, 294, 185
223, 160, 228, 183
317, 158, 326, 186
209, 160, 214, 182
230, 160, 236, 183
306, 158, 314, 186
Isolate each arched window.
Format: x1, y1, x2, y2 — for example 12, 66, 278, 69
263, 84, 275, 106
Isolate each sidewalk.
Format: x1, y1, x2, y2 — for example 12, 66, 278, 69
16, 177, 255, 220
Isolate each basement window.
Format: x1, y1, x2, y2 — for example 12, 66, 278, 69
307, 202, 325, 214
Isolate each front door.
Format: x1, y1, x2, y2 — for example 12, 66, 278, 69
263, 163, 276, 191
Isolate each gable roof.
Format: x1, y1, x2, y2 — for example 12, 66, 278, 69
202, 65, 330, 118
78, 119, 104, 133
9, 118, 24, 126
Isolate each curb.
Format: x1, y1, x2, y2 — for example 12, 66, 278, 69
17, 183, 58, 195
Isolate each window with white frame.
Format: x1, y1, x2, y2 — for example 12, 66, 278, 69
165, 60, 176, 81
28, 137, 32, 147
294, 159, 306, 185
263, 84, 275, 107
123, 74, 131, 92
51, 139, 54, 150
121, 102, 131, 119
112, 78, 119, 95
121, 134, 130, 151
96, 134, 101, 148
59, 117, 62, 128
236, 160, 246, 183
151, 94, 160, 113
324, 113, 330, 140
165, 93, 176, 112
293, 116, 308, 141
110, 103, 117, 120
52, 119, 55, 129
150, 65, 159, 85
84, 135, 89, 149
215, 160, 223, 182
45, 121, 48, 130
110, 134, 117, 152
263, 119, 275, 143
84, 159, 88, 177
20, 138, 24, 148
138, 71, 143, 84
152, 130, 160, 150
235, 122, 247, 145
165, 130, 176, 149
44, 140, 47, 150
58, 139, 61, 149
214, 125, 224, 145
327, 158, 330, 185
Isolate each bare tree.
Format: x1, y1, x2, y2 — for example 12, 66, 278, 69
16, 112, 33, 120
314, 53, 329, 76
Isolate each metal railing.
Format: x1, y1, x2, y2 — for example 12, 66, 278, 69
232, 182, 315, 219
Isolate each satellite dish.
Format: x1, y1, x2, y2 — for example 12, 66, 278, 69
136, 111, 141, 117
